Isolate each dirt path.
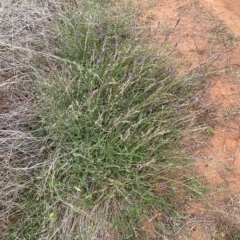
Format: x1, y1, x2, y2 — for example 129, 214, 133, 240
140, 0, 240, 239
202, 0, 240, 37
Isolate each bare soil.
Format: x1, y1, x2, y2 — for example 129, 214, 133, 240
139, 0, 240, 239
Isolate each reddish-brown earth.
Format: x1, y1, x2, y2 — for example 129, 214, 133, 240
202, 0, 240, 37
139, 0, 240, 239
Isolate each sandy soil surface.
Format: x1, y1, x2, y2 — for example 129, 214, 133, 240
140, 0, 240, 239
202, 0, 240, 37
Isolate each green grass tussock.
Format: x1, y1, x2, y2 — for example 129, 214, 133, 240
1, 0, 206, 239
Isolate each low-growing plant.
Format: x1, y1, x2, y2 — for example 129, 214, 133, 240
1, 0, 208, 239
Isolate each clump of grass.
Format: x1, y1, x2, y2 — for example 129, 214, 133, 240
213, 210, 240, 240
1, 0, 208, 239
209, 22, 238, 48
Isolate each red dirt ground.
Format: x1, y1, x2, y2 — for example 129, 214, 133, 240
140, 0, 240, 239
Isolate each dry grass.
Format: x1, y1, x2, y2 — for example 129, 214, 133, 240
0, 1, 57, 239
